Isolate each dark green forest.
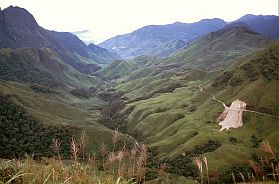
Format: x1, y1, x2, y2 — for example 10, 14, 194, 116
0, 95, 73, 158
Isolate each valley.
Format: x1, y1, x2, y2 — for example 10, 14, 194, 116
0, 5, 278, 184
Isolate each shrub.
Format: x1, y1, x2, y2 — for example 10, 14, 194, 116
70, 88, 93, 98
30, 83, 56, 93
212, 71, 232, 87
229, 137, 238, 144
250, 135, 262, 148
189, 105, 197, 112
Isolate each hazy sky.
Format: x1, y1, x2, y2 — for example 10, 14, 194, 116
1, 0, 278, 43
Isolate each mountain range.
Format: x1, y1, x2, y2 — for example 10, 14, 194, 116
99, 14, 279, 59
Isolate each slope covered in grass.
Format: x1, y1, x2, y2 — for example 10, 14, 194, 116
0, 48, 100, 88
96, 60, 137, 80
0, 80, 134, 154
159, 26, 272, 70
121, 42, 278, 173
113, 26, 272, 103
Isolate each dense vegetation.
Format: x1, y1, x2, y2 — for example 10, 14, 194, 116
97, 90, 130, 133
0, 49, 59, 87
146, 140, 221, 180
213, 44, 278, 88
70, 86, 98, 98
30, 83, 57, 93
0, 95, 73, 158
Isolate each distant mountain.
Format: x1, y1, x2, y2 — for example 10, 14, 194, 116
236, 14, 276, 24
49, 31, 92, 59
88, 43, 121, 64
151, 39, 188, 58
72, 29, 98, 45
235, 14, 279, 39
159, 26, 273, 70
49, 31, 120, 64
99, 18, 227, 58
111, 25, 273, 93
99, 15, 278, 59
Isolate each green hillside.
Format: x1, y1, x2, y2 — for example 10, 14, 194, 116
0, 48, 100, 88
0, 80, 134, 154
159, 26, 272, 70
121, 42, 278, 174
96, 60, 137, 80
114, 26, 272, 102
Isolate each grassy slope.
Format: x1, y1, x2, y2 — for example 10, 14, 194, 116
95, 60, 137, 80
37, 48, 101, 88
159, 26, 272, 70
0, 48, 100, 89
0, 80, 132, 152
114, 27, 272, 102
122, 43, 279, 172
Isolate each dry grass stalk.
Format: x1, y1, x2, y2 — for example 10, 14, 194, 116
260, 141, 278, 162
70, 137, 79, 163
112, 129, 120, 152
80, 130, 89, 161
231, 172, 236, 184
203, 156, 209, 184
249, 160, 262, 178
195, 157, 203, 184
239, 172, 246, 182
51, 138, 61, 161
100, 142, 108, 171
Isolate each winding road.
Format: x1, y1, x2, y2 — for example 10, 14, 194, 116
198, 84, 278, 118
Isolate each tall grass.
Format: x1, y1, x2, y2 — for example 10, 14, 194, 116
0, 129, 277, 184
0, 129, 148, 184
193, 141, 278, 184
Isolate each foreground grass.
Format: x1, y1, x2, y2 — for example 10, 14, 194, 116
0, 158, 135, 184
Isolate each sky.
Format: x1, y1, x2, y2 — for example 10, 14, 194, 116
0, 0, 278, 43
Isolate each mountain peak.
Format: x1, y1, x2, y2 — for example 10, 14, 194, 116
224, 22, 250, 29
236, 14, 277, 22
2, 5, 39, 30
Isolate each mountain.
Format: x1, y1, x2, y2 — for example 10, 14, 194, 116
150, 39, 188, 58
88, 43, 121, 64
49, 31, 121, 64
48, 31, 93, 59
0, 6, 119, 74
112, 25, 272, 105
235, 14, 279, 39
159, 25, 272, 70
99, 18, 227, 58
0, 6, 62, 49
0, 6, 131, 165
0, 47, 99, 88
0, 6, 103, 74
99, 15, 278, 59
72, 29, 97, 45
